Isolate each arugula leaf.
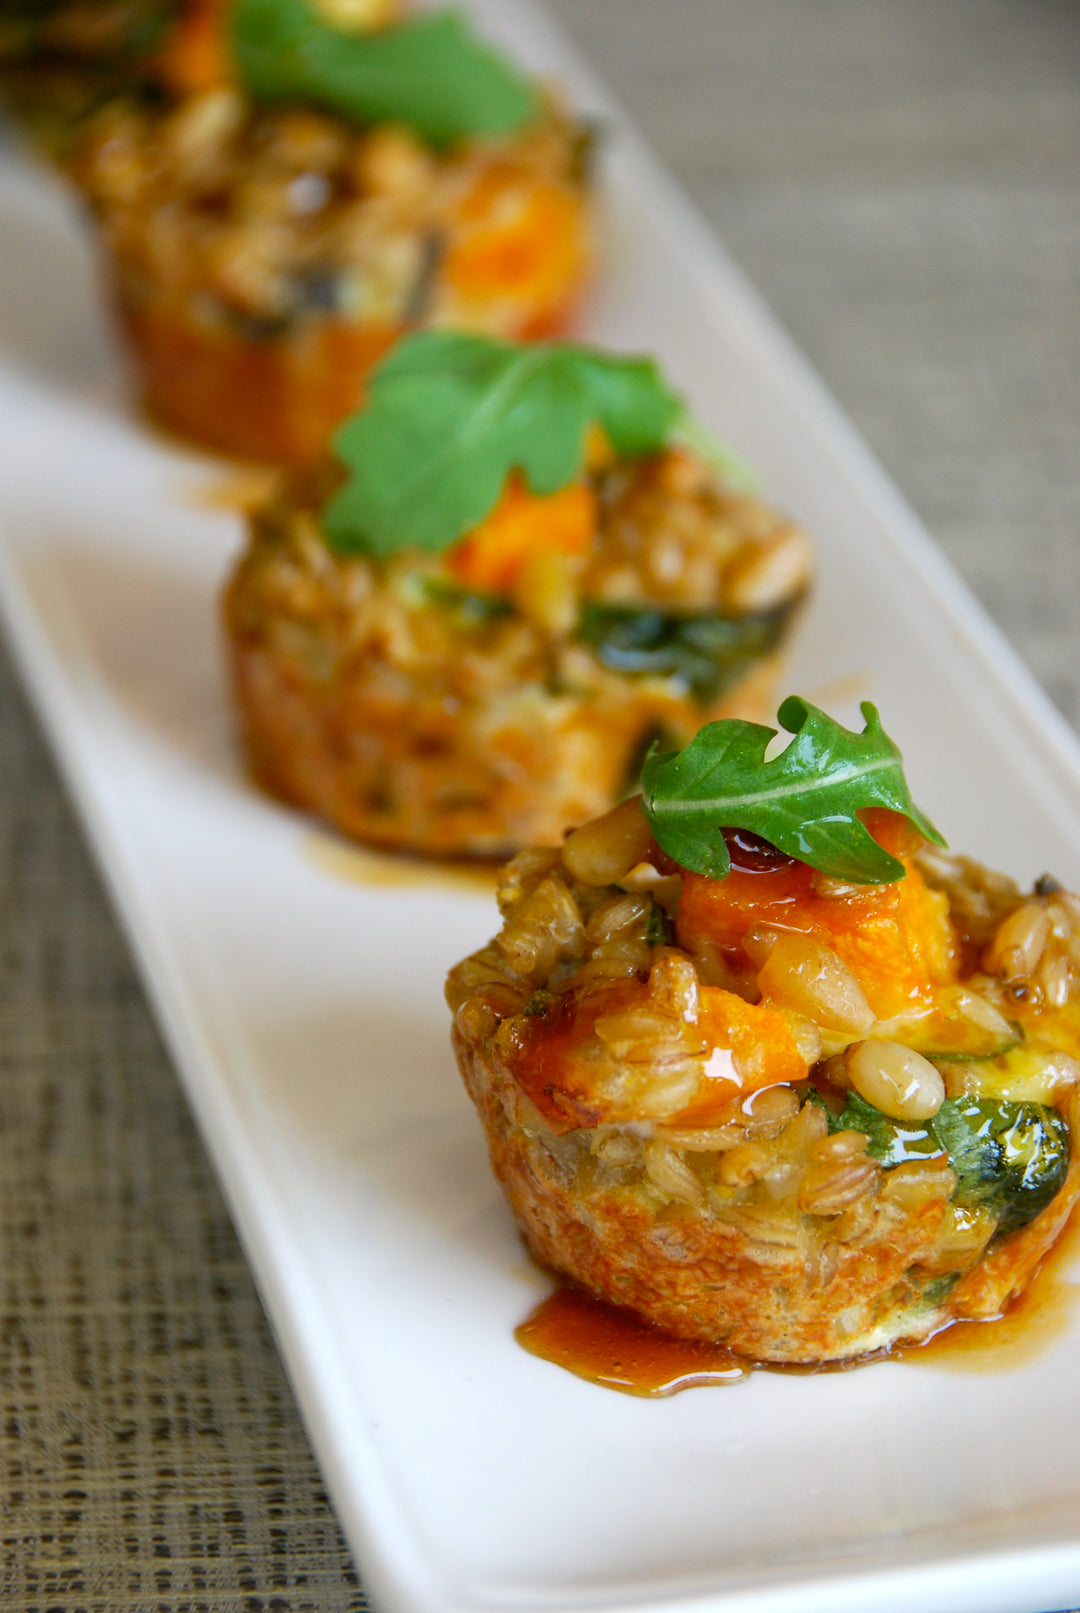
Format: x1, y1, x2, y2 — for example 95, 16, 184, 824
578, 598, 799, 705
323, 331, 682, 557
232, 0, 538, 146
418, 577, 511, 624
640, 697, 945, 883
564, 348, 685, 461
828, 1090, 1069, 1234
827, 1090, 945, 1168
931, 1096, 1070, 1234
917, 1272, 963, 1309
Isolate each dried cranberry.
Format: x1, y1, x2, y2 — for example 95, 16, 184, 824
722, 827, 796, 874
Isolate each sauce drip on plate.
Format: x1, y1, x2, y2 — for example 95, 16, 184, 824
516, 1284, 749, 1396
519, 1209, 1080, 1395
898, 1206, 1080, 1374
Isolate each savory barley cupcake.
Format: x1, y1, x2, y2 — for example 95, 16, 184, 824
70, 0, 593, 462
223, 332, 811, 857
447, 698, 1080, 1363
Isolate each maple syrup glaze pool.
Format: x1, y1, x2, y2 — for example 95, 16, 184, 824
518, 1207, 1080, 1395
516, 1283, 751, 1395
898, 1204, 1080, 1373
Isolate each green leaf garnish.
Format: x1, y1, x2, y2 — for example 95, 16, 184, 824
232, 0, 539, 146
640, 696, 945, 883
827, 1090, 1069, 1234
323, 331, 683, 557
932, 1096, 1070, 1234
418, 577, 511, 624
578, 598, 800, 705
825, 1090, 946, 1169
644, 903, 675, 946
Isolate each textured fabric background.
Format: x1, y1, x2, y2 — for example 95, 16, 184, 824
3, 3, 1080, 1607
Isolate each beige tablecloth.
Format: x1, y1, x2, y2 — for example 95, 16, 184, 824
3, 2, 1080, 1606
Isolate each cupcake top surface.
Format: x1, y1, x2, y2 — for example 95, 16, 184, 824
238, 332, 811, 655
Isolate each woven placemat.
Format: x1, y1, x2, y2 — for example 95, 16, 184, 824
0, 650, 367, 1609
4, 2, 1080, 1606
551, 0, 1080, 727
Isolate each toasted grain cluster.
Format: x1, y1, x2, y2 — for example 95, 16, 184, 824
446, 803, 1080, 1362
71, 88, 592, 460
223, 451, 809, 857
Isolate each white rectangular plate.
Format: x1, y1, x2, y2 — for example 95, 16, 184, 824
2, 6, 1080, 1611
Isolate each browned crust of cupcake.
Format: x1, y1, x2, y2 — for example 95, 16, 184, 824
225, 629, 785, 858
459, 1024, 975, 1362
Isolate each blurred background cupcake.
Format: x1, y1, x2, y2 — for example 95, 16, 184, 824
223, 331, 811, 856
62, 0, 595, 461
